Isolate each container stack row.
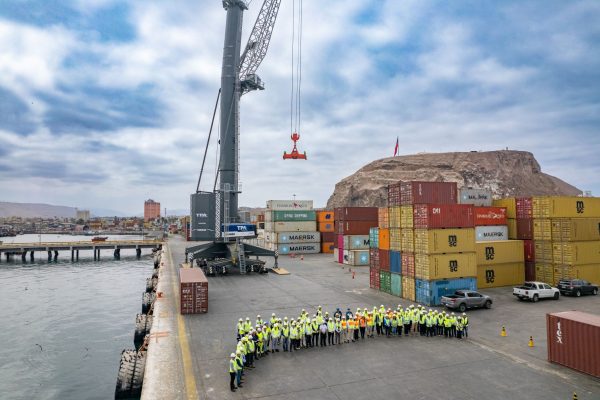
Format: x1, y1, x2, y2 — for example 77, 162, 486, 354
317, 210, 336, 253
334, 207, 378, 266
264, 200, 320, 255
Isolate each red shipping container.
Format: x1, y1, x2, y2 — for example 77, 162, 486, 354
369, 248, 380, 268
379, 249, 390, 271
370, 266, 380, 289
474, 206, 507, 226
338, 220, 378, 235
335, 207, 379, 221
516, 218, 533, 240
321, 232, 335, 242
401, 253, 415, 277
400, 181, 458, 205
337, 235, 344, 263
547, 311, 600, 378
525, 261, 536, 281
516, 197, 533, 219
180, 268, 208, 314
413, 204, 474, 229
388, 183, 402, 206
523, 239, 534, 262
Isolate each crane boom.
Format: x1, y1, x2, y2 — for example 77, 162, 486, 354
239, 0, 282, 94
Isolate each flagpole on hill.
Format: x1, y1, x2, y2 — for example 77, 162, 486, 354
393, 136, 399, 157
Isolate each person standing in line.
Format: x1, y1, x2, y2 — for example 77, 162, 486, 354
305, 318, 313, 348
341, 316, 348, 343
450, 312, 457, 338
289, 322, 297, 352
347, 316, 355, 342
271, 322, 281, 352
245, 335, 255, 368
403, 308, 411, 336
235, 350, 244, 389
410, 306, 419, 336
456, 318, 464, 340
320, 319, 328, 347
383, 312, 391, 337
282, 321, 290, 352
244, 317, 252, 336
346, 307, 353, 320
311, 316, 319, 347
444, 313, 452, 338
237, 318, 245, 341
353, 316, 360, 341
229, 353, 238, 392
358, 312, 366, 340
327, 317, 335, 345
334, 307, 342, 320
335, 317, 341, 344
461, 312, 469, 338
437, 312, 444, 336
255, 315, 263, 329
263, 323, 271, 353
391, 311, 398, 336
366, 311, 374, 338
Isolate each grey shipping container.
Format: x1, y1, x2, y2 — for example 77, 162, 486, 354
459, 188, 493, 206
475, 225, 508, 241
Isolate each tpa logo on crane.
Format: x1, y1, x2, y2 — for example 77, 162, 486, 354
222, 224, 257, 238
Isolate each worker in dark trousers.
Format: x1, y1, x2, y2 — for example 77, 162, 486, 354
450, 313, 457, 338
462, 313, 469, 338
375, 309, 382, 336
383, 313, 391, 337
319, 319, 328, 347
229, 353, 238, 392
311, 317, 319, 347
327, 317, 335, 345
403, 308, 411, 336
456, 320, 464, 340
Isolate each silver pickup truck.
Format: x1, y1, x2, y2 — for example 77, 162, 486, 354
440, 290, 492, 312
513, 281, 560, 302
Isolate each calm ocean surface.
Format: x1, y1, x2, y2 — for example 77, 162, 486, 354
0, 234, 154, 400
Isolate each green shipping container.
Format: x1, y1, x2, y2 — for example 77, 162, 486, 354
265, 210, 316, 222
379, 271, 391, 294
391, 272, 402, 297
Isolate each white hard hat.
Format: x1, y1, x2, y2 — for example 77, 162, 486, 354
257, 315, 261, 318
239, 318, 243, 321
272, 313, 276, 316
230, 353, 236, 357
462, 312, 466, 316
246, 317, 250, 320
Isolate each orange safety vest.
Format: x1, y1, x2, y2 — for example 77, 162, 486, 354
359, 317, 366, 328
348, 320, 354, 330
341, 320, 347, 329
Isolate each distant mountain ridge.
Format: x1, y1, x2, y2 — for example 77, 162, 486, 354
326, 150, 582, 208
0, 202, 78, 218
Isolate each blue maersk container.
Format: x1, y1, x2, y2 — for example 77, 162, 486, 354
415, 278, 477, 306
390, 251, 402, 274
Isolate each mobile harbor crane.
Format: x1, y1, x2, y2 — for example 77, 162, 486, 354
186, 0, 283, 275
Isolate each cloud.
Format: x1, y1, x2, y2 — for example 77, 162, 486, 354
0, 0, 598, 214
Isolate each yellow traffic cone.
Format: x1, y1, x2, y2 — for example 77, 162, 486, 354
528, 336, 534, 347
572, 392, 577, 400
500, 326, 507, 337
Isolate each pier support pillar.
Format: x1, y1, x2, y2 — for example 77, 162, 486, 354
30, 251, 34, 261
114, 249, 120, 260
97, 248, 100, 260
54, 251, 58, 261
76, 250, 79, 261
22, 251, 26, 262
47, 251, 52, 261
93, 247, 97, 261
71, 248, 74, 262
136, 248, 142, 259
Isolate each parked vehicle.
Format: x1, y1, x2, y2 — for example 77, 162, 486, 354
440, 290, 492, 312
557, 279, 598, 297
513, 281, 560, 302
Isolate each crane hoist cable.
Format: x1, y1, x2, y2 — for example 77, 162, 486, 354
283, 0, 306, 160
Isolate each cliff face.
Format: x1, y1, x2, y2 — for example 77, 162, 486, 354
326, 150, 581, 208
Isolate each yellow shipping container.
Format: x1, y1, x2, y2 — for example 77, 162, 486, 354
400, 205, 414, 229
507, 218, 518, 239
533, 196, 600, 218
402, 276, 415, 301
552, 241, 600, 265
388, 206, 401, 228
534, 240, 554, 263
477, 262, 525, 288
389, 228, 401, 251
415, 253, 477, 280
401, 229, 414, 253
493, 198, 516, 219
553, 264, 600, 283
535, 263, 555, 285
378, 207, 389, 229
476, 240, 524, 265
533, 219, 552, 240
414, 228, 475, 254
551, 218, 600, 242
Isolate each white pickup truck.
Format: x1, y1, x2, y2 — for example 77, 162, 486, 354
513, 281, 560, 302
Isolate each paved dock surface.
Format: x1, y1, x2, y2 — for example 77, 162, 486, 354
148, 236, 600, 400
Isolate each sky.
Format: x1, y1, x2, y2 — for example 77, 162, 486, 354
0, 0, 599, 215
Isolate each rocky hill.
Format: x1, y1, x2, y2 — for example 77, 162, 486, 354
0, 202, 77, 218
326, 150, 581, 208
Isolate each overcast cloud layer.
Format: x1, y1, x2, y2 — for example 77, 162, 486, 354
0, 0, 599, 215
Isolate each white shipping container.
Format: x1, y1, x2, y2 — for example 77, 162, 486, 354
348, 250, 370, 266
343, 235, 370, 250
264, 231, 321, 243
264, 221, 317, 232
266, 200, 314, 211
475, 225, 508, 242
333, 248, 339, 262
459, 188, 493, 206
276, 243, 320, 255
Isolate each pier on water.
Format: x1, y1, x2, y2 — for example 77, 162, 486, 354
0, 240, 163, 262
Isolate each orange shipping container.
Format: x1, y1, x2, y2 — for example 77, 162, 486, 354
379, 228, 390, 250
318, 222, 334, 232
321, 242, 335, 253
317, 211, 334, 223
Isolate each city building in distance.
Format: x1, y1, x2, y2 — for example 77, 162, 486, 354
144, 199, 161, 222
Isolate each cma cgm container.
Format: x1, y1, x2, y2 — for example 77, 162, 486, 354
415, 253, 477, 280
551, 218, 600, 241
533, 196, 600, 218
400, 181, 458, 205
459, 188, 493, 206
337, 221, 377, 235
413, 204, 474, 229
414, 228, 475, 254
267, 200, 313, 210
335, 207, 379, 221
475, 226, 508, 241
415, 278, 477, 306
477, 262, 525, 288
473, 207, 507, 226
547, 311, 600, 378
475, 240, 525, 265
180, 268, 208, 314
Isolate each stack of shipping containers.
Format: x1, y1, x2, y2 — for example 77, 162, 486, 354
334, 207, 378, 267
368, 207, 389, 291
408, 182, 478, 305
264, 200, 320, 255
317, 210, 335, 254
